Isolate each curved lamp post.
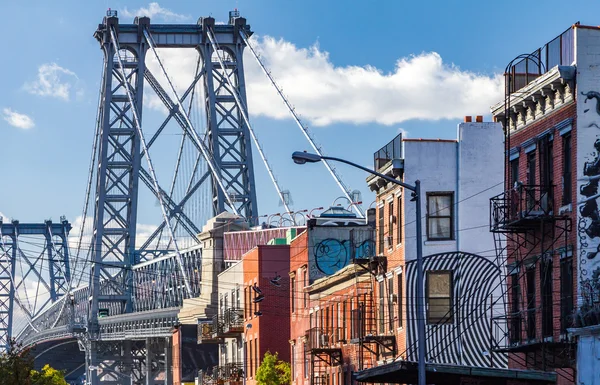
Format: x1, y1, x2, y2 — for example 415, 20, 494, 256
291, 151, 426, 385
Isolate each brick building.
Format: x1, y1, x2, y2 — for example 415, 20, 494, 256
356, 122, 563, 384
243, 243, 293, 385
289, 208, 380, 385
487, 24, 595, 385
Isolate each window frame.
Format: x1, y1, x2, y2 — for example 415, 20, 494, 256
426, 270, 454, 324
397, 271, 403, 328
562, 133, 572, 205
291, 275, 296, 313
510, 158, 519, 187
388, 200, 394, 249
378, 205, 385, 254
396, 195, 402, 245
560, 256, 574, 333
426, 192, 454, 241
387, 276, 394, 331
378, 280, 385, 333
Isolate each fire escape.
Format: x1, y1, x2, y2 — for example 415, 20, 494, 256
348, 252, 396, 370
306, 326, 344, 385
490, 44, 575, 376
197, 307, 245, 385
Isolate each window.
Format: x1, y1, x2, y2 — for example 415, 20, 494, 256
388, 277, 394, 331
304, 343, 309, 378
388, 200, 394, 248
526, 267, 536, 340
560, 256, 574, 333
379, 280, 385, 333
510, 158, 519, 187
541, 259, 553, 338
397, 272, 403, 328
254, 339, 258, 373
527, 152, 536, 209
244, 341, 248, 378
244, 287, 248, 318
426, 271, 453, 324
249, 340, 253, 377
510, 273, 521, 344
291, 344, 296, 378
303, 269, 308, 308
378, 205, 385, 253
291, 276, 296, 313
397, 196, 402, 244
341, 301, 347, 340
527, 151, 536, 185
563, 134, 572, 205
426, 193, 454, 240
236, 287, 240, 309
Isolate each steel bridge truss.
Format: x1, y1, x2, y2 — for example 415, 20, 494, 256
0, 219, 71, 351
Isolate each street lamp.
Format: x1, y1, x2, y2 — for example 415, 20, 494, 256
292, 151, 426, 385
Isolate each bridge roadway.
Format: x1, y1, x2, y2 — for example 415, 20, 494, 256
17, 245, 203, 383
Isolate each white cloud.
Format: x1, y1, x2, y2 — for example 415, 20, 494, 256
2, 108, 35, 129
142, 36, 503, 127
245, 36, 504, 126
398, 127, 409, 138
121, 2, 191, 22
24, 63, 82, 101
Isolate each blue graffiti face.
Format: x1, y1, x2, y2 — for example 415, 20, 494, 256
355, 239, 375, 259
314, 239, 350, 275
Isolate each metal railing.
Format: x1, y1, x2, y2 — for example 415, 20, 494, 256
574, 278, 600, 327
508, 27, 574, 93
223, 308, 244, 333
306, 327, 343, 350
490, 184, 554, 231
198, 320, 217, 343
373, 133, 402, 170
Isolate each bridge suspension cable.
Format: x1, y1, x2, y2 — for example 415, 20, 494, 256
109, 26, 192, 297
140, 28, 239, 217
239, 30, 365, 218
203, 27, 295, 224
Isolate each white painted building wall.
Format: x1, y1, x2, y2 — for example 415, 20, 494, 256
403, 121, 504, 261
217, 260, 244, 366
402, 121, 506, 366
575, 26, 600, 299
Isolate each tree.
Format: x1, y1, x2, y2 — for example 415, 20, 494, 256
30, 365, 68, 385
256, 351, 291, 385
0, 339, 67, 385
0, 339, 34, 385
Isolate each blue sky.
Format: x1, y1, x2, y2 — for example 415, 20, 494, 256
1, 0, 598, 229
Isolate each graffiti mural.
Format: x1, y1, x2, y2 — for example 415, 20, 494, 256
313, 239, 375, 275
308, 227, 375, 282
579, 90, 600, 291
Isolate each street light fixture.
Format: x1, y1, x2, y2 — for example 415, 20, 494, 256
291, 151, 426, 385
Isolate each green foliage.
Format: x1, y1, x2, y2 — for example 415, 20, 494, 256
30, 364, 69, 385
0, 339, 67, 385
256, 351, 291, 385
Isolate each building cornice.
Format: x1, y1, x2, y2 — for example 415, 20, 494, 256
492, 66, 576, 134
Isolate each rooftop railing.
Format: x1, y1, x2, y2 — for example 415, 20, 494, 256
373, 133, 402, 171
507, 27, 574, 94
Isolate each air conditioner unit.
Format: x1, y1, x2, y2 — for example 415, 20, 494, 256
320, 333, 329, 347
384, 236, 393, 248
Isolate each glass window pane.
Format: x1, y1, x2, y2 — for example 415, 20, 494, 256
428, 298, 451, 322
428, 218, 451, 239
429, 195, 451, 216
428, 273, 451, 297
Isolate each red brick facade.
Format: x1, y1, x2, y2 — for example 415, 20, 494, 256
502, 102, 577, 384
374, 184, 407, 359
243, 245, 291, 385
